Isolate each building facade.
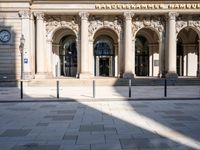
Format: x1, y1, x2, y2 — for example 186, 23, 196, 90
0, 0, 200, 81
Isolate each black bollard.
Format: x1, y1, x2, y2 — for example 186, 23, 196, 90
57, 80, 59, 99
164, 78, 167, 97
93, 80, 95, 98
129, 79, 131, 98
20, 81, 23, 99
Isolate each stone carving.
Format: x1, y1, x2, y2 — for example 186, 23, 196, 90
124, 12, 134, 20
132, 16, 165, 34
19, 10, 31, 19
45, 15, 79, 35
88, 16, 122, 38
176, 15, 200, 33
168, 12, 179, 20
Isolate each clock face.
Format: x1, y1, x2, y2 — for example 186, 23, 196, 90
0, 30, 11, 43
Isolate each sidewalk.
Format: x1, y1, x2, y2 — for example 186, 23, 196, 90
0, 86, 199, 101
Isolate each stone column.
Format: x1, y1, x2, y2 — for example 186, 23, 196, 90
79, 12, 90, 78
123, 12, 134, 78
166, 12, 178, 78
34, 12, 46, 78
19, 10, 31, 79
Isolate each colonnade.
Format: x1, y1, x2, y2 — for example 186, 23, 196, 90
19, 11, 200, 79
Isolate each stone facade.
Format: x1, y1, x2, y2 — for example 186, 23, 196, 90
0, 0, 200, 80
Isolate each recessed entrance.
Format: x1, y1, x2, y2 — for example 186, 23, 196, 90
99, 57, 109, 76
59, 35, 77, 77
94, 35, 115, 77
135, 36, 149, 76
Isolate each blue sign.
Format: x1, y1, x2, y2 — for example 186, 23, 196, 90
24, 58, 28, 64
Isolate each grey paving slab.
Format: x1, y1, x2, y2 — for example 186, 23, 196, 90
76, 134, 105, 144
11, 144, 60, 150
0, 129, 31, 137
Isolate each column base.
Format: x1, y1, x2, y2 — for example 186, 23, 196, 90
34, 73, 52, 79
166, 72, 178, 85
79, 72, 93, 79
123, 72, 134, 79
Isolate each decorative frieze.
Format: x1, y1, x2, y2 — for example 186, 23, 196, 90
45, 15, 79, 35
88, 16, 122, 38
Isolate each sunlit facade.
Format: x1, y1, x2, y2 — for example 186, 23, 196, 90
0, 0, 200, 81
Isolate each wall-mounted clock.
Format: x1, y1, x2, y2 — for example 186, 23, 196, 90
0, 29, 11, 43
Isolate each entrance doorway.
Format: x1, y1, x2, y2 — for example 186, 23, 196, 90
99, 57, 109, 76
59, 35, 77, 77
94, 36, 115, 76
135, 36, 149, 76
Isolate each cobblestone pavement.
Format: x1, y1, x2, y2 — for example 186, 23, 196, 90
0, 100, 200, 150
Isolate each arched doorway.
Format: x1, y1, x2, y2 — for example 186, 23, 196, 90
93, 29, 118, 77
59, 35, 77, 77
135, 28, 159, 76
177, 27, 199, 76
94, 36, 114, 76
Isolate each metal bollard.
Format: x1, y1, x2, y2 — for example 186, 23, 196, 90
129, 79, 131, 98
164, 78, 167, 97
57, 80, 59, 99
93, 80, 95, 98
20, 81, 23, 99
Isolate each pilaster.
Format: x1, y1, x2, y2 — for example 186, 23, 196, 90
19, 10, 32, 80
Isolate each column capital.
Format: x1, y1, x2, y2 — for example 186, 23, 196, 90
79, 12, 89, 20
168, 12, 179, 20
34, 12, 44, 20
19, 10, 31, 19
123, 12, 134, 20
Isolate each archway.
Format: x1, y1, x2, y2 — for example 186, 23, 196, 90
93, 29, 118, 77
177, 27, 199, 76
52, 28, 77, 77
135, 28, 159, 77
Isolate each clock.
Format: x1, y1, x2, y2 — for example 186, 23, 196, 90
0, 29, 11, 43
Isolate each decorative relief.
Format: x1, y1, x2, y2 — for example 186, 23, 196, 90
88, 16, 122, 38
19, 10, 31, 19
168, 12, 179, 20
45, 15, 79, 35
132, 16, 165, 34
176, 16, 200, 33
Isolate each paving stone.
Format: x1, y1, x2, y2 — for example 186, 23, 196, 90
40, 105, 56, 108
51, 110, 76, 114
44, 115, 74, 121
76, 134, 105, 144
11, 143, 60, 150
79, 124, 104, 132
0, 129, 31, 137
91, 143, 122, 150
164, 116, 198, 121
36, 123, 49, 126
63, 135, 78, 140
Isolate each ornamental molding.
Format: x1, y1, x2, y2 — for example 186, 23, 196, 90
34, 12, 44, 20
88, 16, 122, 39
45, 15, 79, 37
176, 16, 200, 33
132, 16, 165, 36
95, 3, 200, 10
